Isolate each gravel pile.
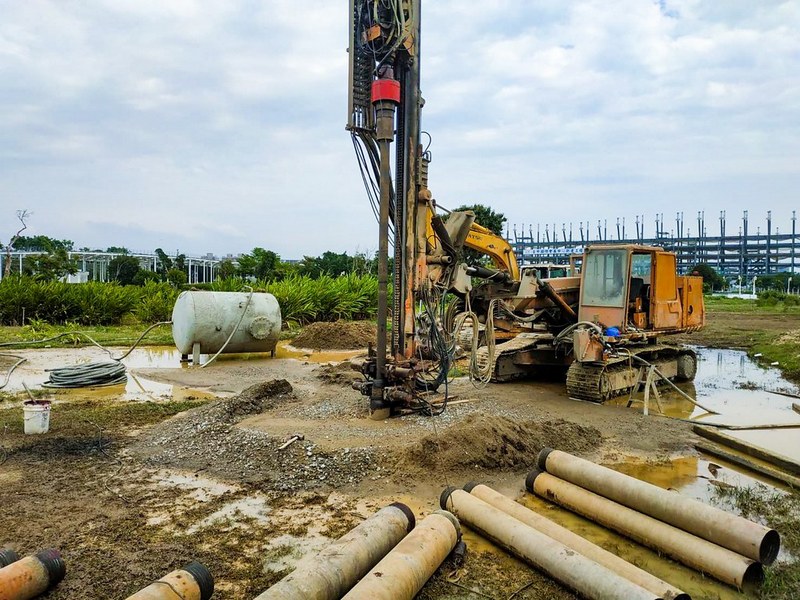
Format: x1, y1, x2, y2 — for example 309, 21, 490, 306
130, 380, 385, 493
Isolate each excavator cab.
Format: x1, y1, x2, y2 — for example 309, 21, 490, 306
578, 245, 704, 335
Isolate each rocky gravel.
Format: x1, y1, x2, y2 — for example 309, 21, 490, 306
131, 379, 389, 493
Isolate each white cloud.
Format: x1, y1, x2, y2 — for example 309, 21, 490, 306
0, 0, 798, 256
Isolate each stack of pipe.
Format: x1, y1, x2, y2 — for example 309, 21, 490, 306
0, 549, 66, 600
255, 502, 459, 600
441, 486, 683, 600
341, 510, 461, 600
125, 562, 214, 600
528, 448, 780, 591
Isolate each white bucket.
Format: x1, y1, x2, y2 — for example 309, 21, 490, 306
23, 401, 51, 435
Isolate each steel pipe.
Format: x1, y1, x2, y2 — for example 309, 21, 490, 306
0, 550, 19, 569
442, 487, 658, 600
465, 483, 689, 600
527, 470, 763, 590
125, 562, 213, 600
342, 510, 460, 600
0, 549, 65, 600
537, 448, 779, 564
255, 502, 415, 600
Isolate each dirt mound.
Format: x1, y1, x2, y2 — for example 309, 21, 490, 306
224, 379, 293, 416
399, 413, 602, 472
292, 321, 376, 350
315, 361, 359, 386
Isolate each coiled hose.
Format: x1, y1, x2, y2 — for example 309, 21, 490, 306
0, 321, 172, 389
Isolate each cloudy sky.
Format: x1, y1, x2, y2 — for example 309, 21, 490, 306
1, 0, 798, 258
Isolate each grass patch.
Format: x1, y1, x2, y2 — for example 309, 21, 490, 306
0, 323, 174, 349
0, 398, 209, 437
752, 341, 800, 382
705, 296, 800, 314
713, 483, 800, 599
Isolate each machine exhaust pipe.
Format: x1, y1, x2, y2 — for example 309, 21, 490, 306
0, 549, 19, 569
255, 502, 415, 600
441, 487, 659, 600
537, 448, 779, 564
341, 510, 461, 600
125, 562, 213, 600
0, 549, 66, 600
527, 470, 763, 590
463, 483, 689, 600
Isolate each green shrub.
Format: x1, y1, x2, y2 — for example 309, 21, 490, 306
0, 274, 378, 327
0, 278, 178, 325
757, 290, 800, 308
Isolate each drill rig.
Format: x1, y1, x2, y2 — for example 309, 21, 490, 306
347, 0, 705, 415
347, 0, 491, 418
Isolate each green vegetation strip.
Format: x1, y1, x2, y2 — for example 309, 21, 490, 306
0, 273, 378, 328
713, 483, 800, 599
1, 398, 209, 435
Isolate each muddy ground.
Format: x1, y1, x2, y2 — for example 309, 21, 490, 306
1, 310, 798, 599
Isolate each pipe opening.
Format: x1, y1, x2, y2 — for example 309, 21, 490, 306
742, 562, 765, 592
0, 549, 19, 569
760, 530, 780, 565
35, 549, 66, 589
525, 468, 543, 493
439, 486, 458, 511
432, 509, 462, 540
672, 594, 692, 600
182, 561, 214, 600
537, 447, 555, 471
389, 502, 416, 532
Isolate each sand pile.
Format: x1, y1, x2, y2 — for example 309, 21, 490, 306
292, 321, 376, 350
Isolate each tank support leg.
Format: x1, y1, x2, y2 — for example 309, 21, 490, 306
192, 342, 201, 366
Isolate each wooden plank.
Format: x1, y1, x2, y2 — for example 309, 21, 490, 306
693, 425, 800, 476
720, 422, 800, 431
695, 442, 800, 490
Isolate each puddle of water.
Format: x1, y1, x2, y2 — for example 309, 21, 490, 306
610, 347, 800, 425
211, 341, 362, 364
720, 428, 800, 464
0, 346, 214, 402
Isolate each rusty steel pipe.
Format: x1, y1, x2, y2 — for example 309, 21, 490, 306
527, 470, 763, 590
341, 510, 460, 600
464, 483, 689, 600
0, 549, 65, 600
0, 550, 19, 569
538, 448, 780, 564
442, 488, 658, 600
255, 502, 415, 600
125, 562, 213, 600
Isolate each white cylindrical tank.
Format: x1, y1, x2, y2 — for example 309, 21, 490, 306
172, 291, 282, 356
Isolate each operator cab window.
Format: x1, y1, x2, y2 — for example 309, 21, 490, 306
631, 253, 652, 282
582, 249, 629, 308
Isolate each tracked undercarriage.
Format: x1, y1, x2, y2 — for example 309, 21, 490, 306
565, 345, 697, 403
471, 332, 697, 402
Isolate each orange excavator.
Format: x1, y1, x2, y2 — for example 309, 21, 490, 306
346, 0, 704, 415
